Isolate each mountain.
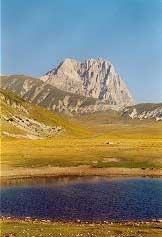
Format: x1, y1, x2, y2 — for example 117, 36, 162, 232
1, 75, 122, 114
41, 58, 134, 106
0, 88, 90, 138
1, 76, 161, 123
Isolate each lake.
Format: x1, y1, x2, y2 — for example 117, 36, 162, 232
1, 176, 162, 222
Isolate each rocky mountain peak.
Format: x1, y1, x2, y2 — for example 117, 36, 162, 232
41, 58, 135, 106
59, 58, 79, 75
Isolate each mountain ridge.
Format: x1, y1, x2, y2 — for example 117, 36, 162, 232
1, 75, 122, 115
1, 76, 162, 121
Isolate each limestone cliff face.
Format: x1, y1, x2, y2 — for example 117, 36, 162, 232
1, 75, 122, 115
41, 58, 135, 106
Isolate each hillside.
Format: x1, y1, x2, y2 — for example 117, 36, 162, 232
75, 103, 162, 127
0, 88, 89, 138
122, 103, 162, 121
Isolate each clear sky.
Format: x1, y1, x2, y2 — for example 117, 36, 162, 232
1, 0, 162, 103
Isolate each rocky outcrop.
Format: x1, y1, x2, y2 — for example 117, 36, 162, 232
122, 103, 162, 121
1, 114, 63, 138
0, 88, 64, 138
41, 58, 135, 106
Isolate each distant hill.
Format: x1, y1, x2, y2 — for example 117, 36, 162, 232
75, 103, 162, 126
77, 103, 162, 123
0, 88, 90, 138
122, 103, 162, 121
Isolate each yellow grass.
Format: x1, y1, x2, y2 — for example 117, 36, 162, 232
1, 122, 162, 169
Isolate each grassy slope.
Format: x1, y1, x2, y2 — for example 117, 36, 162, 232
0, 88, 90, 137
1, 220, 162, 237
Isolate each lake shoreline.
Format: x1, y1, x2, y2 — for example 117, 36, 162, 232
2, 216, 162, 237
1, 216, 162, 225
1, 166, 162, 180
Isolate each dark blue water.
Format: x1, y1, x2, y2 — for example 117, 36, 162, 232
1, 177, 162, 221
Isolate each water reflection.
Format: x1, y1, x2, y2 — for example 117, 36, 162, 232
1, 176, 153, 188
1, 176, 139, 188
1, 176, 105, 188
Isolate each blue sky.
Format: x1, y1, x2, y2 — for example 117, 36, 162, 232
1, 0, 162, 103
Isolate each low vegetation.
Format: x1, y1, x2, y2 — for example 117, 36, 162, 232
1, 219, 162, 237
